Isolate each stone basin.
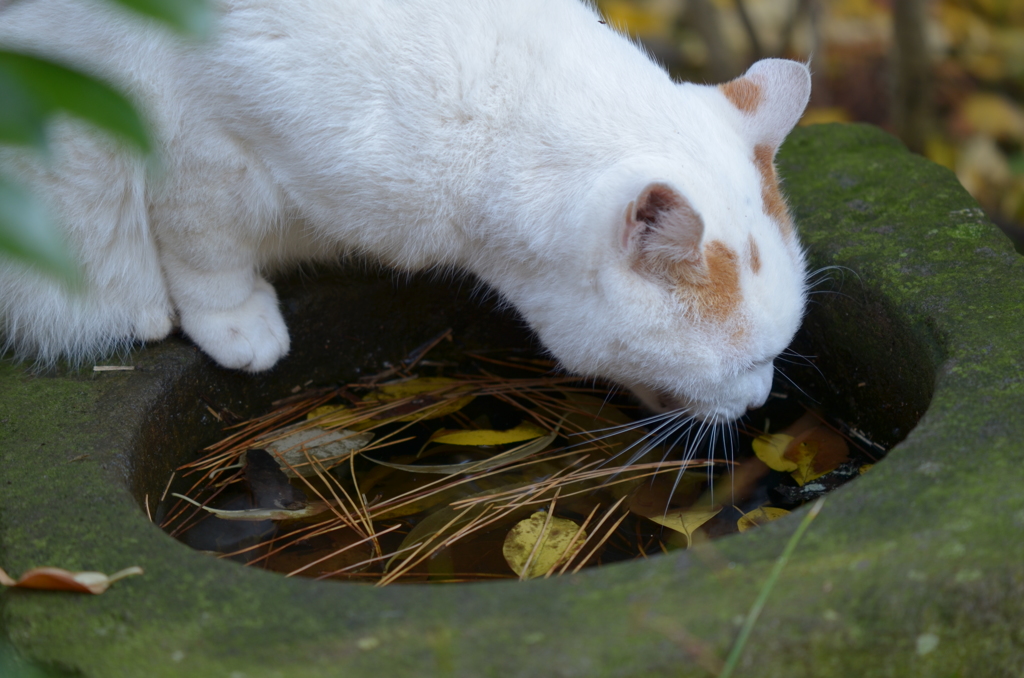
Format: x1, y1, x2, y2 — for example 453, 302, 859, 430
2, 124, 1024, 677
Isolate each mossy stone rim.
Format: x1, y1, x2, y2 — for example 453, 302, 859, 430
2, 124, 1023, 677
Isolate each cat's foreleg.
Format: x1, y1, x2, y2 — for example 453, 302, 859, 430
157, 240, 290, 372
0, 126, 175, 365
152, 141, 290, 372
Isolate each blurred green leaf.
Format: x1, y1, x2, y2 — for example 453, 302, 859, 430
107, 0, 215, 37
0, 635, 52, 678
0, 50, 151, 154
1009, 152, 1024, 176
0, 177, 81, 285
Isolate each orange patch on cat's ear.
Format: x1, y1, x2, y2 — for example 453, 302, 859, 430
719, 77, 762, 114
676, 240, 741, 322
747, 234, 762, 274
754, 144, 794, 239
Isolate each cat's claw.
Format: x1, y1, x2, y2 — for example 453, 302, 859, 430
179, 279, 290, 372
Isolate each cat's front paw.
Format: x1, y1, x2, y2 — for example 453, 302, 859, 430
179, 279, 290, 372
133, 306, 176, 342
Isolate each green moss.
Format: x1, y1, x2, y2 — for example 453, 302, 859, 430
2, 124, 1024, 676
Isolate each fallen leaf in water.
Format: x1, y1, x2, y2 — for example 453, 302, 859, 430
0, 565, 143, 594
754, 414, 850, 486
306, 403, 349, 423
646, 506, 722, 547
364, 427, 557, 475
627, 475, 706, 518
364, 377, 475, 422
260, 427, 373, 477
737, 506, 791, 533
503, 511, 585, 579
429, 420, 546, 446
172, 493, 331, 521
752, 434, 798, 472
386, 481, 536, 571
785, 426, 850, 487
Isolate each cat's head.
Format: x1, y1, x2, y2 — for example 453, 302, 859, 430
525, 59, 811, 423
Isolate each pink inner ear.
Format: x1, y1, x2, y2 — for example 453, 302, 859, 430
628, 183, 703, 263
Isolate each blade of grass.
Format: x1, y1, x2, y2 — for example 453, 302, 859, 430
718, 496, 826, 678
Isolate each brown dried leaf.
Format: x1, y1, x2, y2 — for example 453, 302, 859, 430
0, 565, 143, 594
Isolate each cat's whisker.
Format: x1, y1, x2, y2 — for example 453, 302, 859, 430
594, 411, 698, 479
778, 348, 826, 380
567, 409, 682, 438
774, 365, 819, 404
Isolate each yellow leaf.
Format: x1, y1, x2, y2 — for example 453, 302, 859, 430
737, 506, 790, 533
502, 511, 585, 579
646, 506, 722, 546
751, 434, 797, 472
363, 377, 475, 422
364, 427, 556, 475
799, 107, 851, 126
958, 93, 1024, 142
788, 441, 825, 486
429, 421, 546, 446
599, 0, 674, 40
370, 376, 462, 399
307, 404, 347, 421
786, 426, 850, 487
925, 135, 958, 171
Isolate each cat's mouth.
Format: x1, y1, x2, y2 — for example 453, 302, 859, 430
629, 384, 761, 424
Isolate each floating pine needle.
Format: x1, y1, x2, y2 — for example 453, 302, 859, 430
156, 341, 886, 585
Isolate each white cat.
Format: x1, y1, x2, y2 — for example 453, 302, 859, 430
0, 0, 810, 423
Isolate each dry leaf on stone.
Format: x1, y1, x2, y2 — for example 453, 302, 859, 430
0, 565, 143, 594
502, 511, 585, 579
737, 507, 791, 533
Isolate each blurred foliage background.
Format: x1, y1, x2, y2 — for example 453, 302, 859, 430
598, 0, 1024, 251
0, 0, 211, 283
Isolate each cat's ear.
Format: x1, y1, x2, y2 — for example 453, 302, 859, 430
719, 59, 811, 153
623, 182, 704, 271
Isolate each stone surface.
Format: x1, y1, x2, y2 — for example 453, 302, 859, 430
1, 123, 1023, 677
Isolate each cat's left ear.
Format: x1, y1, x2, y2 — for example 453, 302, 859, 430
718, 59, 811, 154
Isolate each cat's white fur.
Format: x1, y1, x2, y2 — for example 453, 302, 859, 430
0, 0, 810, 422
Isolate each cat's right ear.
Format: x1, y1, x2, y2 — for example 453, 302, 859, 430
623, 182, 704, 273
719, 59, 811, 152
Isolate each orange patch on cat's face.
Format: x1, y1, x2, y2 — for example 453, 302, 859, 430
676, 240, 741, 323
719, 77, 762, 114
754, 144, 794, 239
747, 234, 762, 274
